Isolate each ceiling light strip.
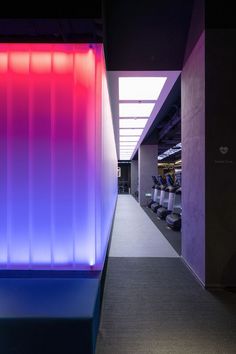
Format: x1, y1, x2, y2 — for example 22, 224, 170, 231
118, 77, 167, 100
119, 128, 143, 136
119, 103, 155, 118
119, 118, 148, 129
120, 137, 140, 142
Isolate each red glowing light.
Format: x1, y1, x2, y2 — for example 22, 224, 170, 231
31, 52, 51, 73
0, 53, 8, 73
0, 43, 117, 270
53, 53, 73, 74
9, 52, 30, 73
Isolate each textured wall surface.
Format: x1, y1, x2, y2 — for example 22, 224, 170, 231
138, 145, 157, 206
130, 160, 138, 196
0, 44, 117, 270
181, 32, 205, 284
205, 29, 236, 286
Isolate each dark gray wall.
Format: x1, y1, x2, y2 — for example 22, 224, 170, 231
184, 0, 205, 64
205, 29, 236, 287
103, 0, 193, 71
131, 161, 138, 196
181, 32, 205, 284
138, 145, 158, 206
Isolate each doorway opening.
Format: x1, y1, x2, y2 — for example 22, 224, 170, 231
118, 161, 131, 194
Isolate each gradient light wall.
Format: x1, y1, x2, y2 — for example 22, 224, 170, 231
0, 43, 117, 270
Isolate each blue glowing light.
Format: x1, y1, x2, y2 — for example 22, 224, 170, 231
0, 44, 117, 270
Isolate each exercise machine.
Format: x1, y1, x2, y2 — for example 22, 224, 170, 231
156, 174, 178, 219
150, 175, 166, 212
148, 176, 159, 208
166, 187, 182, 231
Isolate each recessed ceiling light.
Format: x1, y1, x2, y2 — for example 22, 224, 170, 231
120, 136, 140, 142
119, 128, 143, 136
119, 77, 167, 100
119, 118, 148, 129
120, 149, 135, 152
120, 147, 134, 150
120, 147, 134, 151
158, 142, 182, 160
120, 142, 137, 146
119, 103, 155, 117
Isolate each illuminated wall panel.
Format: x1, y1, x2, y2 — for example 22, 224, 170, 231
0, 44, 117, 270
0, 52, 8, 265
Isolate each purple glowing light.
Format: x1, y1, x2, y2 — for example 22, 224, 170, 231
0, 44, 117, 270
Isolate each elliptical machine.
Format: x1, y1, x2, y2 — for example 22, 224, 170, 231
156, 174, 178, 219
150, 175, 166, 212
166, 187, 182, 231
148, 176, 159, 208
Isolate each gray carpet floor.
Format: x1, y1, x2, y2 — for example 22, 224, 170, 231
96, 258, 236, 354
109, 195, 178, 258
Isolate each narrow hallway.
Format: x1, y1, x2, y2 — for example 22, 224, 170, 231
109, 195, 178, 257
96, 196, 236, 354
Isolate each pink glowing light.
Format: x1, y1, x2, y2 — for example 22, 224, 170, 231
0, 44, 117, 270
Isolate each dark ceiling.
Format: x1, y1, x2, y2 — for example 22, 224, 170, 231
0, 0, 204, 162
0, 0, 194, 68
0, 18, 103, 43
142, 78, 181, 147
103, 0, 194, 71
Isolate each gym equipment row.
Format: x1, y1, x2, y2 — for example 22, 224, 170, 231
148, 174, 182, 231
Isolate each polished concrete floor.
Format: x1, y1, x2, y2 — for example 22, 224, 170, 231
109, 195, 178, 258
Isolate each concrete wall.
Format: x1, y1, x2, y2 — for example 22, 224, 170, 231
181, 32, 205, 284
205, 29, 236, 287
138, 145, 158, 206
184, 0, 204, 65
131, 160, 138, 196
